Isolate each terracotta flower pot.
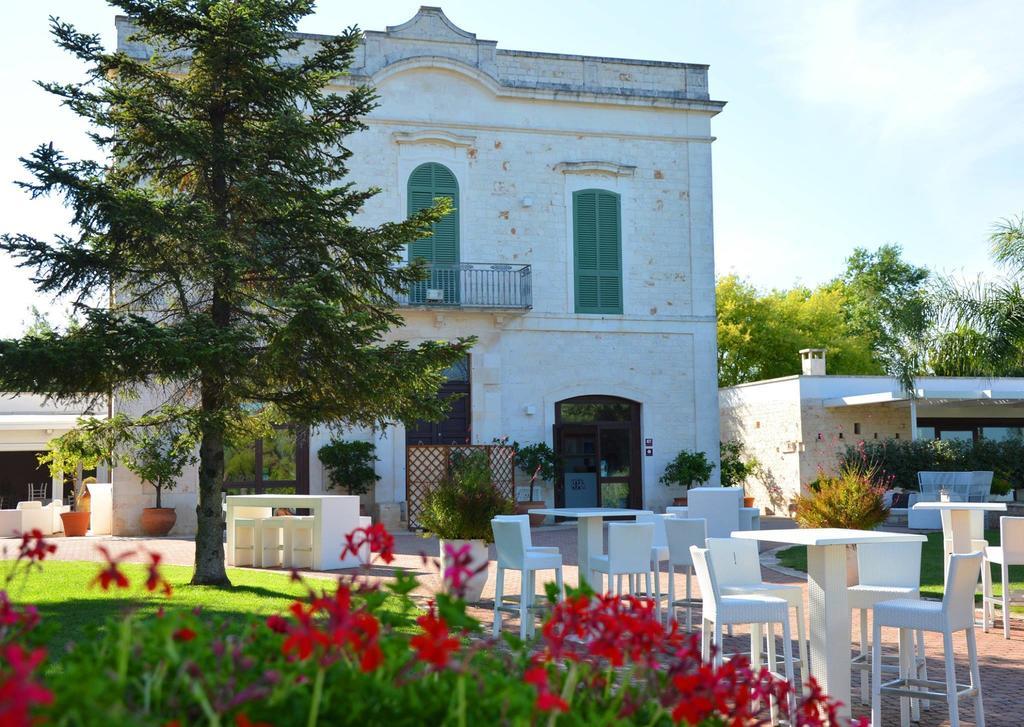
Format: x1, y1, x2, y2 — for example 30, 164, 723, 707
141, 507, 177, 537
515, 500, 546, 528
60, 511, 90, 537
438, 538, 489, 603
743, 496, 756, 508
673, 497, 688, 506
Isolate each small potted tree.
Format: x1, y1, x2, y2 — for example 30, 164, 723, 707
40, 426, 107, 537
720, 440, 759, 507
419, 449, 514, 603
512, 442, 558, 527
317, 439, 380, 514
660, 449, 714, 505
124, 427, 196, 537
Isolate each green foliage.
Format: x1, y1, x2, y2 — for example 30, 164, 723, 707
317, 439, 380, 496
794, 464, 890, 530
121, 426, 197, 509
716, 274, 882, 386
840, 438, 1019, 495
509, 441, 559, 500
0, 3, 472, 583
719, 439, 758, 488
419, 450, 514, 542
841, 244, 931, 384
659, 449, 714, 488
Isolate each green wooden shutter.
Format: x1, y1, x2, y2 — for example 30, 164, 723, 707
573, 189, 622, 314
407, 163, 459, 303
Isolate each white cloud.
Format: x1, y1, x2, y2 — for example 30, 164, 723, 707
770, 0, 1024, 141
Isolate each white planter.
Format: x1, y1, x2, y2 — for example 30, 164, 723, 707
439, 538, 490, 603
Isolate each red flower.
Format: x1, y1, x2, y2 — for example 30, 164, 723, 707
172, 628, 197, 642
17, 529, 56, 565
92, 546, 132, 590
0, 643, 53, 725
410, 610, 459, 668
234, 714, 272, 727
265, 614, 288, 633
276, 583, 384, 672
523, 664, 568, 713
143, 551, 173, 597
341, 523, 395, 566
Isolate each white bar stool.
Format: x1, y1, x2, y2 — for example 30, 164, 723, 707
664, 517, 706, 631
982, 516, 1024, 639
849, 541, 928, 712
284, 516, 316, 570
590, 522, 654, 599
691, 545, 795, 724
491, 517, 563, 638
872, 551, 985, 727
636, 512, 670, 618
231, 506, 272, 566
706, 537, 808, 680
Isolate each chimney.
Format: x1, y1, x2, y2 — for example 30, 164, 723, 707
799, 348, 827, 376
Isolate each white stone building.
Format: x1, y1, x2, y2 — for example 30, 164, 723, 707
105, 7, 725, 535
720, 348, 1024, 514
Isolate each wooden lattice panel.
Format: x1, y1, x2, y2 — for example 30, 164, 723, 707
406, 444, 516, 530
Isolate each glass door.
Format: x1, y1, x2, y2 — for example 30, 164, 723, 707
561, 428, 599, 508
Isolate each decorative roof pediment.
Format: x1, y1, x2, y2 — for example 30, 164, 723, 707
392, 129, 477, 148
385, 7, 478, 44
554, 161, 637, 177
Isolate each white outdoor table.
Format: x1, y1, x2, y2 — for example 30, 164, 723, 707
226, 494, 360, 571
528, 507, 653, 587
732, 527, 927, 719
912, 501, 1005, 555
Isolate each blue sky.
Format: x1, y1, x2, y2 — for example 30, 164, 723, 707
1, 0, 1022, 336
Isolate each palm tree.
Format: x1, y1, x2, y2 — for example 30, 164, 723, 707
931, 214, 1024, 377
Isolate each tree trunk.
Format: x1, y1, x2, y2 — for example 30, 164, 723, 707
191, 420, 229, 585
154, 484, 162, 510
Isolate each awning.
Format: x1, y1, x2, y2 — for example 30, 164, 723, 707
824, 388, 1024, 409
0, 414, 89, 431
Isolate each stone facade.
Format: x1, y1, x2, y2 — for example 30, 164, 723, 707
110, 7, 724, 534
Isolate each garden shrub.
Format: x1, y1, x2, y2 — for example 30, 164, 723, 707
839, 438, 1020, 494
317, 439, 380, 496
1, 527, 865, 727
794, 464, 890, 530
418, 450, 514, 541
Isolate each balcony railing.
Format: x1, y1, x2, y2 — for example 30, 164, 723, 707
396, 262, 532, 310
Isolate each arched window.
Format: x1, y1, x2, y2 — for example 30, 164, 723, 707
572, 189, 622, 314
408, 163, 459, 304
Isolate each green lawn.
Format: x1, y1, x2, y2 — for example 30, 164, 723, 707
1, 560, 361, 652
776, 530, 1024, 605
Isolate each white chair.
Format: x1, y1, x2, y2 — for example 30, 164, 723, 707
941, 508, 987, 592
872, 551, 985, 727
590, 522, 655, 599
26, 483, 48, 502
636, 513, 670, 618
691, 545, 795, 724
664, 517, 706, 631
493, 514, 561, 556
284, 515, 316, 569
491, 518, 563, 639
682, 487, 743, 539
232, 506, 272, 566
982, 516, 1024, 639
849, 541, 928, 713
706, 537, 808, 679
15, 501, 53, 533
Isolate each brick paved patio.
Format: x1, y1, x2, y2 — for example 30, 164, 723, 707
3, 522, 1021, 725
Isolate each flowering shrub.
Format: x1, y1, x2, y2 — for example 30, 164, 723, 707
795, 463, 890, 531
0, 525, 866, 726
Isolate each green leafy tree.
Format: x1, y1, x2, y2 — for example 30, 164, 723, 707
840, 244, 931, 384
0, 2, 469, 585
317, 439, 379, 496
716, 275, 880, 386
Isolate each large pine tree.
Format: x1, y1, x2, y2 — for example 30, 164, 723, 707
0, 0, 469, 585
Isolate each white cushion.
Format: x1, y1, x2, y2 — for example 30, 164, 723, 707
523, 551, 562, 571
873, 598, 947, 632
721, 582, 802, 608
847, 584, 918, 611
16, 501, 42, 510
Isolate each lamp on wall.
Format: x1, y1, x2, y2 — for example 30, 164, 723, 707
524, 405, 536, 416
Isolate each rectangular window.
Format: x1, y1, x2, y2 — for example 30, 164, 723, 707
573, 189, 623, 314
224, 425, 309, 494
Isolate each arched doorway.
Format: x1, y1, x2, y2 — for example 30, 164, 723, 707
554, 395, 641, 509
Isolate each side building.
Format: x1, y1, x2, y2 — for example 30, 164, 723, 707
720, 348, 1024, 514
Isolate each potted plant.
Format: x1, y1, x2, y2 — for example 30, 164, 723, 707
318, 439, 380, 514
512, 441, 558, 527
419, 449, 514, 603
124, 427, 196, 537
39, 427, 107, 537
660, 449, 714, 505
793, 464, 890, 584
720, 440, 759, 508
